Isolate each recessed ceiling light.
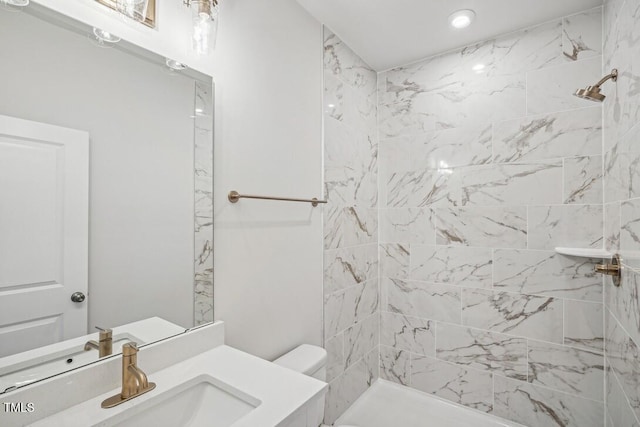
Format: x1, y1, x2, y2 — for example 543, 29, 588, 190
449, 9, 475, 29
166, 58, 188, 71
93, 27, 121, 44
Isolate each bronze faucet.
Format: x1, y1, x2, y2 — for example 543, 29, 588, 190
84, 327, 113, 358
102, 342, 156, 408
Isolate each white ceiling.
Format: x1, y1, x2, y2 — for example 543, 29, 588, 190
295, 0, 603, 71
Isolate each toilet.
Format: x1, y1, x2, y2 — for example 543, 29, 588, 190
273, 344, 358, 427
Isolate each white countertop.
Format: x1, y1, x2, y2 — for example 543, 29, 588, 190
29, 345, 327, 427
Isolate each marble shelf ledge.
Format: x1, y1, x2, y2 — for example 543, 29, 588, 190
555, 247, 612, 258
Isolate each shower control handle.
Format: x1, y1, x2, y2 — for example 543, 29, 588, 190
594, 254, 621, 287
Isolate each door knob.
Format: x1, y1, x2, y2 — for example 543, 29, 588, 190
71, 292, 86, 303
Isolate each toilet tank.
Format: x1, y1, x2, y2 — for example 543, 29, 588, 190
273, 344, 327, 381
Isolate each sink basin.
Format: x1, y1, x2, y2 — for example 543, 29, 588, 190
0, 335, 139, 392
98, 375, 261, 427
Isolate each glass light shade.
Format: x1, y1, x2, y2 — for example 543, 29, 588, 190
191, 1, 219, 56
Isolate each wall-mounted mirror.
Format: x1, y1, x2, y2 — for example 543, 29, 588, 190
0, 2, 213, 393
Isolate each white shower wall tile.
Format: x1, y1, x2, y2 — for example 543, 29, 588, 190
528, 204, 603, 250
527, 339, 604, 401
493, 249, 603, 302
410, 354, 493, 413
410, 245, 492, 289
563, 8, 603, 61
492, 106, 603, 163
193, 81, 213, 326
386, 279, 461, 324
434, 206, 528, 248
379, 345, 410, 386
459, 161, 563, 206
380, 311, 435, 356
526, 56, 603, 115
435, 323, 528, 381
323, 27, 379, 424
564, 300, 604, 352
461, 288, 563, 343
379, 208, 436, 244
564, 155, 603, 204
494, 375, 604, 427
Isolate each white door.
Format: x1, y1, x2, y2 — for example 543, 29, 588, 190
0, 115, 89, 357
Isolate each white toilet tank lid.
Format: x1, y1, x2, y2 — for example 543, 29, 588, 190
273, 344, 327, 376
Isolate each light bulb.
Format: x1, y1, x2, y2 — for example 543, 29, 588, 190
449, 10, 475, 29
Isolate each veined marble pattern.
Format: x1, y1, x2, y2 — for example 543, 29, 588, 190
603, 0, 640, 419
605, 362, 640, 427
324, 244, 378, 295
494, 375, 604, 427
324, 279, 379, 341
410, 245, 492, 289
606, 306, 640, 420
493, 249, 602, 301
386, 278, 461, 324
605, 202, 621, 252
526, 57, 602, 115
563, 8, 603, 61
194, 81, 214, 325
436, 323, 527, 380
380, 311, 435, 356
411, 354, 493, 413
435, 206, 527, 248
492, 106, 602, 163
379, 346, 410, 385
528, 204, 603, 250
527, 340, 604, 401
323, 27, 379, 425
564, 156, 603, 204
344, 313, 379, 368
379, 243, 410, 280
385, 167, 458, 208
564, 300, 604, 352
379, 208, 435, 244
459, 161, 563, 206
462, 288, 563, 343
324, 30, 376, 102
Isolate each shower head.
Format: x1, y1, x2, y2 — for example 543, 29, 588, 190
574, 69, 618, 102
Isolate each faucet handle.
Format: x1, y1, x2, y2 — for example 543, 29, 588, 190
123, 342, 139, 356
95, 327, 113, 341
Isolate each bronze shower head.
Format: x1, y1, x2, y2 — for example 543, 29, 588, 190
574, 69, 618, 102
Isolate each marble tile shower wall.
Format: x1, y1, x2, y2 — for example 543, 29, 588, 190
194, 81, 214, 326
602, 0, 640, 426
378, 8, 608, 427
323, 29, 379, 424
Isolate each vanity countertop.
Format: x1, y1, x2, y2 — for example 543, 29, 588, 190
29, 345, 327, 427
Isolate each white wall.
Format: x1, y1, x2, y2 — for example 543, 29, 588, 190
0, 9, 197, 330
211, 0, 324, 360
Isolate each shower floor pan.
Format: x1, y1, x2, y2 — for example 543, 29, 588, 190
335, 380, 524, 427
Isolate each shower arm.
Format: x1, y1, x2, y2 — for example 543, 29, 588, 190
593, 69, 618, 88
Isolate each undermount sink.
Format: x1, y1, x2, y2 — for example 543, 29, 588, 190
97, 375, 261, 427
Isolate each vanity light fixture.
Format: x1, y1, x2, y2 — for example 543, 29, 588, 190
166, 58, 188, 71
93, 27, 121, 44
184, 0, 221, 56
2, 0, 29, 6
449, 9, 475, 29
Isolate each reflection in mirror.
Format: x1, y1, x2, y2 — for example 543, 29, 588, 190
0, 3, 213, 393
